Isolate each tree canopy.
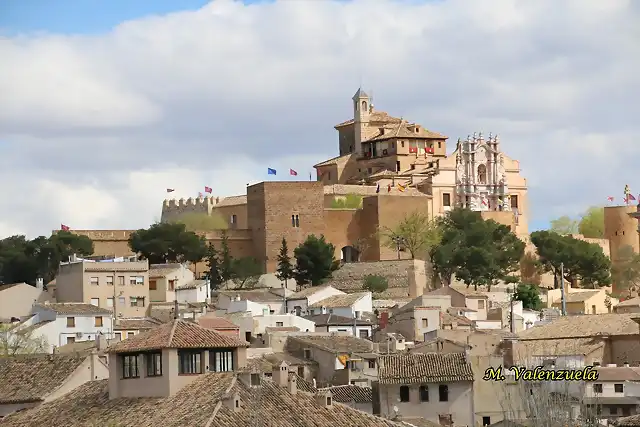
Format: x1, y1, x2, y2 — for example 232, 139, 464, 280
379, 210, 442, 259
330, 194, 363, 209
513, 283, 543, 310
530, 230, 611, 288
0, 324, 49, 356
293, 234, 338, 287
204, 232, 261, 289
275, 238, 294, 287
363, 274, 388, 293
430, 207, 525, 290
520, 252, 544, 286
611, 245, 640, 296
549, 216, 578, 235
549, 206, 604, 238
0, 231, 94, 285
128, 222, 207, 265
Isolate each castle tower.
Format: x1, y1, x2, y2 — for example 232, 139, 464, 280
352, 88, 370, 157
604, 205, 640, 295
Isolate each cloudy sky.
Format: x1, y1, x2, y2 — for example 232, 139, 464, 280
1, 0, 638, 238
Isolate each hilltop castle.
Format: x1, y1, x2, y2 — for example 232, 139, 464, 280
70, 89, 640, 294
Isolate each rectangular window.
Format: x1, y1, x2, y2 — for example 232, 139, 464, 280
478, 300, 485, 309
422, 318, 429, 328
442, 193, 451, 207
95, 316, 103, 327
179, 350, 202, 374
122, 354, 140, 379
107, 297, 114, 308
295, 215, 299, 227
90, 298, 100, 307
615, 383, 624, 393
209, 349, 234, 372
114, 332, 122, 341
368, 359, 376, 369
359, 329, 369, 339
130, 297, 146, 307
399, 385, 410, 402
126, 332, 135, 339
276, 322, 284, 327
419, 386, 429, 402
67, 317, 75, 327
118, 276, 125, 286
149, 280, 157, 290
106, 276, 114, 286
66, 336, 75, 344
90, 277, 99, 286
119, 296, 125, 306
396, 161, 401, 172
146, 352, 162, 377
439, 384, 449, 401
129, 277, 137, 285
482, 416, 491, 426
438, 141, 442, 149
135, 276, 144, 285
168, 280, 176, 291
510, 195, 519, 209
593, 383, 603, 393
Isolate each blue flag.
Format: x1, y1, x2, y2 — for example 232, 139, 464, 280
267, 168, 277, 175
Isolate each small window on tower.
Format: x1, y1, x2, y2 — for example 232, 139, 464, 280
438, 141, 442, 149
443, 193, 451, 207
396, 161, 401, 172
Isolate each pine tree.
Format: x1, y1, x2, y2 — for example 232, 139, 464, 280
219, 231, 233, 284
205, 243, 222, 291
276, 237, 294, 289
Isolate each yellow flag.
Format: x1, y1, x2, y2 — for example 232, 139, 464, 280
397, 184, 405, 192
625, 184, 631, 195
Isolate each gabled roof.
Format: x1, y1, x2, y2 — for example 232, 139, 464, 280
308, 292, 369, 309
218, 288, 285, 303
378, 352, 473, 384
114, 317, 163, 330
197, 315, 240, 330
0, 283, 28, 292
288, 285, 334, 300
304, 313, 372, 327
617, 297, 640, 307
516, 313, 640, 340
176, 279, 207, 290
108, 319, 248, 353
0, 373, 404, 427
288, 335, 373, 354
0, 354, 86, 404
320, 384, 372, 403
35, 303, 112, 315
149, 263, 183, 278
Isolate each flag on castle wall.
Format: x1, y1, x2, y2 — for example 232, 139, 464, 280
166, 188, 175, 193
397, 184, 405, 192
387, 184, 391, 192
607, 196, 614, 202
289, 169, 297, 176
198, 192, 203, 198
267, 168, 277, 175
61, 224, 70, 231
204, 186, 212, 193
629, 194, 636, 201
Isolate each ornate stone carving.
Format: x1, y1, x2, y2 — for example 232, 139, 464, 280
498, 154, 506, 184
502, 195, 512, 211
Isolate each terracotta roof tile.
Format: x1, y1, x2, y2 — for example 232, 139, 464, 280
617, 414, 640, 426
304, 314, 372, 326
593, 367, 640, 382
149, 263, 182, 278
108, 319, 248, 353
378, 353, 473, 384
0, 283, 26, 292
36, 303, 112, 315
217, 195, 247, 207
616, 297, 640, 307
265, 326, 300, 332
309, 292, 369, 309
320, 384, 372, 403
0, 373, 403, 426
334, 110, 403, 128
314, 153, 354, 168
176, 279, 207, 290
114, 317, 163, 330
440, 311, 473, 326
367, 122, 446, 141
288, 285, 333, 299
516, 313, 640, 339
219, 288, 285, 302
0, 354, 86, 403
551, 290, 601, 303
197, 316, 240, 330
514, 337, 607, 359
288, 335, 373, 354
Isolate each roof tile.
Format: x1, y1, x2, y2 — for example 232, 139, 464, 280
378, 353, 473, 384
36, 303, 112, 315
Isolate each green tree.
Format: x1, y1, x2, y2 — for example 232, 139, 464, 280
128, 222, 207, 265
513, 283, 543, 310
578, 206, 604, 238
218, 231, 233, 283
330, 194, 363, 209
276, 237, 294, 288
293, 234, 338, 287
0, 324, 49, 356
363, 274, 388, 293
549, 216, 578, 235
611, 245, 640, 296
205, 243, 223, 291
173, 212, 228, 232
431, 207, 524, 290
229, 257, 262, 289
530, 230, 611, 288
379, 210, 442, 259
520, 252, 543, 286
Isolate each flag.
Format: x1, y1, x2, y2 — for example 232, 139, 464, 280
61, 224, 70, 231
607, 196, 614, 202
629, 194, 636, 201
267, 168, 277, 175
198, 192, 203, 198
376, 183, 380, 193
482, 199, 487, 206
289, 169, 298, 176
387, 184, 391, 193
166, 188, 175, 193
397, 184, 405, 192
204, 186, 212, 193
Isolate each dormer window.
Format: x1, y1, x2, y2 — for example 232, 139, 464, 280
122, 354, 140, 379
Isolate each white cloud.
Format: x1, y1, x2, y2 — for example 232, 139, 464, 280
0, 0, 638, 237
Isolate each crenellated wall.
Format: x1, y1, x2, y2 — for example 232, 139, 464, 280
160, 196, 220, 222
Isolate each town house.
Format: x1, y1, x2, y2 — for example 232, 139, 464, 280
307, 292, 373, 318
305, 313, 373, 339
374, 352, 474, 426
0, 281, 50, 320
149, 263, 196, 303
218, 288, 288, 315
426, 285, 489, 320
583, 366, 640, 420
175, 279, 209, 304
551, 289, 612, 315
285, 285, 346, 315
107, 319, 249, 398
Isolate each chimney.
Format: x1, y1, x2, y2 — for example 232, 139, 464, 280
287, 374, 297, 395
273, 361, 289, 387
315, 390, 332, 407
95, 334, 107, 351
312, 378, 317, 388
35, 278, 44, 291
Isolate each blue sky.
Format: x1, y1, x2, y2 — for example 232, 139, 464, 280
3, 0, 635, 236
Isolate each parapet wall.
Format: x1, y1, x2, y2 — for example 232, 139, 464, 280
161, 196, 219, 222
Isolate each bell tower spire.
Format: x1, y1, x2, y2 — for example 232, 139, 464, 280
353, 88, 371, 157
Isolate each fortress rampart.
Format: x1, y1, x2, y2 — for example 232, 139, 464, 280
160, 196, 219, 222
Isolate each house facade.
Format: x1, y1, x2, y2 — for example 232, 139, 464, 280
307, 292, 373, 318
149, 263, 195, 303
286, 285, 346, 315
305, 313, 373, 339
0, 282, 50, 321
175, 279, 209, 303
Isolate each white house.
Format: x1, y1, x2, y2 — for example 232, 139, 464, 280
286, 285, 346, 315
218, 289, 288, 315
15, 302, 114, 352
175, 279, 209, 304
305, 313, 373, 339
308, 292, 373, 318
0, 280, 51, 320
230, 313, 315, 342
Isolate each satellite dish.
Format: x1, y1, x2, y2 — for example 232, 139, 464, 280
392, 405, 399, 413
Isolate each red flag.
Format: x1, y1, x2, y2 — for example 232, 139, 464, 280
289, 169, 298, 176
166, 188, 175, 193
198, 192, 203, 198
61, 224, 70, 231
481, 199, 487, 206
204, 186, 212, 193
629, 194, 636, 201
607, 196, 614, 202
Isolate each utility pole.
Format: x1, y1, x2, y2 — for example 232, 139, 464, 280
560, 262, 566, 316
509, 286, 515, 333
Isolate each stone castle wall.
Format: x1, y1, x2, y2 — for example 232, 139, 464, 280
160, 196, 218, 222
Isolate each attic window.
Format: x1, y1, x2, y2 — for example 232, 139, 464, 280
304, 349, 311, 359
415, 126, 419, 133
326, 396, 332, 405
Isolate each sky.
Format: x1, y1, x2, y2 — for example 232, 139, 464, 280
0, 0, 639, 238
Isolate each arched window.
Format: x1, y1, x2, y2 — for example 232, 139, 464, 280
361, 100, 367, 111
477, 164, 487, 184
399, 385, 410, 402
